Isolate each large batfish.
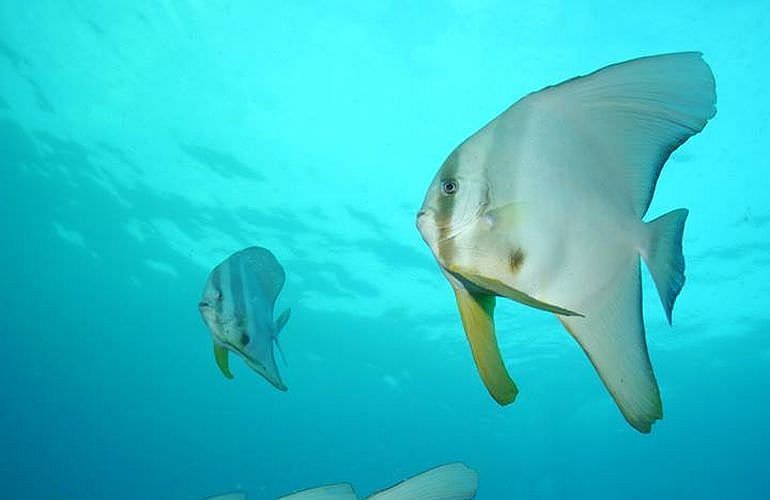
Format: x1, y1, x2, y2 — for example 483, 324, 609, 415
199, 246, 291, 391
416, 52, 716, 432
207, 462, 478, 499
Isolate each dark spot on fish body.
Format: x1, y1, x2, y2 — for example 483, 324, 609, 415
510, 248, 525, 273
240, 333, 250, 346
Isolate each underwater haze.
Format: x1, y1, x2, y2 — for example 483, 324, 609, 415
1, 1, 769, 498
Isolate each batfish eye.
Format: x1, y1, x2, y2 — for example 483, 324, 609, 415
441, 178, 459, 195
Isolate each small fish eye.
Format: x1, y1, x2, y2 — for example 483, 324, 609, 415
240, 333, 250, 346
441, 179, 458, 195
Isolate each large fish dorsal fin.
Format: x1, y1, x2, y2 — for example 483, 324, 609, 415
277, 483, 357, 499
234, 246, 286, 305
452, 284, 518, 405
366, 462, 478, 500
497, 52, 716, 217
558, 257, 662, 433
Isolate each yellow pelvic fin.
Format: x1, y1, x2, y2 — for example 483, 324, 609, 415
453, 285, 518, 405
213, 343, 234, 379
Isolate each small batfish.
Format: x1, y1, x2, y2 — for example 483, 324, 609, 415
416, 52, 716, 432
199, 246, 291, 391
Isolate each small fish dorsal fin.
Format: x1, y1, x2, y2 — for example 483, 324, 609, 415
366, 462, 478, 500
277, 483, 357, 500
232, 246, 286, 305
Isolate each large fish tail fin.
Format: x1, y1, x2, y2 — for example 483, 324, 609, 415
367, 462, 478, 500
277, 483, 357, 499
641, 208, 689, 324
559, 256, 662, 433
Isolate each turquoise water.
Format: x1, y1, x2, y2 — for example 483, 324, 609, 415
1, 1, 768, 498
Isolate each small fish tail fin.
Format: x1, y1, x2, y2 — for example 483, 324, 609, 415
277, 483, 357, 499
274, 336, 288, 366
641, 208, 689, 324
273, 308, 291, 366
366, 462, 478, 500
276, 308, 291, 333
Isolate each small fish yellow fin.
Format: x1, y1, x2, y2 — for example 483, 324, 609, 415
558, 258, 662, 433
213, 343, 234, 379
453, 285, 518, 405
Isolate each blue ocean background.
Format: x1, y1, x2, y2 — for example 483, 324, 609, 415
1, 1, 768, 498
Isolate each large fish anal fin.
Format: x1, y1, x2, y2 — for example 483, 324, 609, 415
558, 259, 662, 433
213, 343, 234, 379
453, 285, 518, 405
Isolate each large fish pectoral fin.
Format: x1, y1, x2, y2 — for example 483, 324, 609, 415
213, 343, 234, 379
450, 268, 582, 317
558, 258, 662, 433
452, 284, 518, 405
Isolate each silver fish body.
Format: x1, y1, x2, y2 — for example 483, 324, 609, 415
199, 246, 291, 391
417, 52, 716, 432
